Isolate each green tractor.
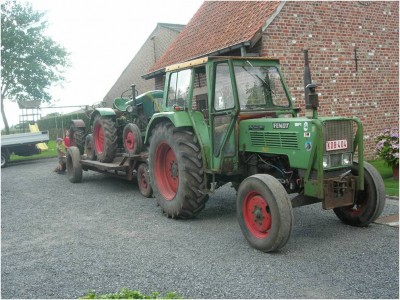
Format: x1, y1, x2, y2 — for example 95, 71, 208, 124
69, 89, 163, 162
68, 53, 385, 253
67, 89, 163, 197
144, 53, 385, 252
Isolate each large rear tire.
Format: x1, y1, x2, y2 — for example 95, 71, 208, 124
237, 174, 294, 252
66, 146, 82, 183
149, 122, 208, 218
93, 116, 117, 163
69, 122, 85, 155
333, 161, 386, 226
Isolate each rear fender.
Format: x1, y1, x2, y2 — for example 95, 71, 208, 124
144, 112, 193, 144
90, 108, 116, 125
70, 119, 86, 129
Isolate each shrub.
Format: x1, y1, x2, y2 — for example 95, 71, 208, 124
375, 128, 399, 167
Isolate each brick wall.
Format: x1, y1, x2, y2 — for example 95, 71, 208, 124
261, 1, 399, 159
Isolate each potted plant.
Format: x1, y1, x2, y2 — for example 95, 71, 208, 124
375, 128, 399, 180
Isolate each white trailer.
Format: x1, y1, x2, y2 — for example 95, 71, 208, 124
1, 131, 50, 167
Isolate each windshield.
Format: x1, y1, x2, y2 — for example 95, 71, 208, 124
234, 63, 290, 110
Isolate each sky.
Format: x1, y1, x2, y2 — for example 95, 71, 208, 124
1, 0, 204, 128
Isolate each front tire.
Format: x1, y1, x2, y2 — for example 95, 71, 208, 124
149, 122, 208, 218
66, 146, 83, 183
333, 161, 386, 226
137, 162, 152, 198
123, 123, 142, 155
237, 174, 294, 252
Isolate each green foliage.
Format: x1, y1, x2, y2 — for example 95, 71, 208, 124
38, 113, 90, 139
1, 0, 70, 133
375, 128, 399, 168
369, 159, 399, 197
80, 289, 182, 299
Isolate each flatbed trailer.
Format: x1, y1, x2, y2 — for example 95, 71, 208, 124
67, 147, 152, 198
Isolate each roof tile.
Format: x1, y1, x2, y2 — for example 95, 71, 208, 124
147, 1, 281, 74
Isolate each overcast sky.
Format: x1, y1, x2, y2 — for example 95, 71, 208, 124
2, 0, 204, 128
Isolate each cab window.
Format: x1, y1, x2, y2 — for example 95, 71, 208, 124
214, 63, 234, 111
167, 69, 192, 108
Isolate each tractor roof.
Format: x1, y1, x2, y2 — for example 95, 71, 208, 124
165, 56, 280, 72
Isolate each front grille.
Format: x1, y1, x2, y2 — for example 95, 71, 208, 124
250, 131, 299, 149
323, 120, 354, 154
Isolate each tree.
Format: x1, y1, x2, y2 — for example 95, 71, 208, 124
1, 0, 69, 134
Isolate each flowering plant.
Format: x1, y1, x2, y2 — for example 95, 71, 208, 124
375, 128, 399, 167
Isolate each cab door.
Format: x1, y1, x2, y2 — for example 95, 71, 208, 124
210, 60, 239, 173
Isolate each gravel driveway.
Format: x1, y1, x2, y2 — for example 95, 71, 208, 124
1, 158, 399, 299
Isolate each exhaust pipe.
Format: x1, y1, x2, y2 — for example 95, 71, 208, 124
303, 49, 319, 118
130, 84, 138, 116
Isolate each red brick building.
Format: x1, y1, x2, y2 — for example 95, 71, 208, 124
145, 1, 399, 158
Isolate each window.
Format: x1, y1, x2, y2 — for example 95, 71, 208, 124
214, 63, 234, 111
234, 64, 290, 110
167, 69, 191, 108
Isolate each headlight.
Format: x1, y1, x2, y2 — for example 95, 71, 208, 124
342, 153, 352, 166
126, 105, 133, 113
323, 155, 330, 168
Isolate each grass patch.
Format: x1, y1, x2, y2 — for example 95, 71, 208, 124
368, 159, 399, 197
9, 140, 58, 162
80, 289, 182, 299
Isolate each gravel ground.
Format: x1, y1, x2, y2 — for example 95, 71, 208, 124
1, 158, 399, 299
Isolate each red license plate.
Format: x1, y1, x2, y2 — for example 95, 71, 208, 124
326, 139, 348, 151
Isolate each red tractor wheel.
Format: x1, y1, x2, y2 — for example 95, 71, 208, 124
237, 174, 293, 252
93, 115, 117, 163
123, 123, 142, 155
149, 122, 208, 218
137, 163, 152, 198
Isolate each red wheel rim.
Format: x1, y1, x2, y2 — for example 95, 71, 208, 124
348, 202, 366, 216
243, 191, 272, 239
138, 165, 149, 191
154, 142, 178, 200
94, 123, 104, 154
125, 131, 135, 152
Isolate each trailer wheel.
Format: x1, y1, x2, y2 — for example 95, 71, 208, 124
123, 123, 142, 155
1, 150, 9, 168
137, 163, 152, 198
237, 174, 294, 252
66, 146, 82, 183
149, 122, 208, 218
333, 161, 386, 227
85, 134, 96, 160
93, 115, 117, 163
69, 122, 85, 155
